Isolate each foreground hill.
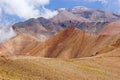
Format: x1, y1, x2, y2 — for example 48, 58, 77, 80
0, 53, 120, 80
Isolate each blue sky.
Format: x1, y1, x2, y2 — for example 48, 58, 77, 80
46, 0, 119, 12
0, 0, 120, 24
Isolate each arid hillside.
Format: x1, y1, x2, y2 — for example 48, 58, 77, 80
0, 34, 40, 56
27, 26, 120, 58
28, 27, 97, 58
0, 52, 120, 80
0, 38, 119, 80
99, 21, 120, 35
0, 25, 120, 59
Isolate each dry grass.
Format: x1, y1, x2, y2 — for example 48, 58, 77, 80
0, 55, 120, 80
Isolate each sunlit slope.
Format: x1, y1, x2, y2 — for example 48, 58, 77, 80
0, 55, 120, 80
0, 34, 40, 56
81, 33, 120, 57
99, 21, 120, 35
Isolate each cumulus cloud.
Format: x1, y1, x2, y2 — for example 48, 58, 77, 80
0, 0, 58, 19
0, 23, 16, 44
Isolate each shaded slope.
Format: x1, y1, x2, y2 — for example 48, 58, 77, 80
0, 34, 40, 56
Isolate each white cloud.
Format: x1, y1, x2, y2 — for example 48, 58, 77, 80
0, 0, 58, 19
0, 23, 16, 44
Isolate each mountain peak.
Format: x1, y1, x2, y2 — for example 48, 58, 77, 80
57, 8, 66, 11
73, 6, 90, 11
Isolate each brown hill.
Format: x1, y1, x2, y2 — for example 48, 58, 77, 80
0, 27, 120, 59
0, 34, 40, 56
99, 21, 120, 35
27, 27, 97, 58
27, 27, 120, 59
81, 34, 120, 57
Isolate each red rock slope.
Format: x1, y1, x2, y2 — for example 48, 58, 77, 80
28, 27, 97, 58
28, 26, 120, 59
99, 21, 120, 35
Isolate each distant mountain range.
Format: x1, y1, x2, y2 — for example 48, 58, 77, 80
12, 6, 120, 41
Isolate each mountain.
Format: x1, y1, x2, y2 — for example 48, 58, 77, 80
99, 21, 120, 35
1, 24, 120, 59
12, 18, 62, 41
70, 6, 120, 22
12, 6, 120, 38
26, 26, 119, 59
28, 27, 97, 58
0, 34, 40, 56
50, 6, 120, 33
